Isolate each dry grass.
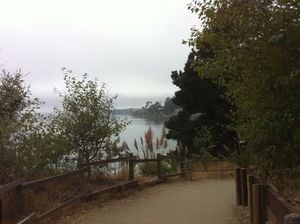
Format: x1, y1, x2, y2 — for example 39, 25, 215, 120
2, 191, 19, 224
7, 174, 126, 224
278, 181, 300, 211
22, 176, 88, 215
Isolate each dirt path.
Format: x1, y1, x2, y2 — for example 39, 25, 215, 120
76, 179, 240, 224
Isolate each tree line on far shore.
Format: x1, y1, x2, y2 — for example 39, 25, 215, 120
113, 97, 179, 120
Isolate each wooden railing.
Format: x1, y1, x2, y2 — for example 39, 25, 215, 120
20, 168, 89, 191
235, 168, 300, 224
0, 153, 183, 224
181, 159, 235, 180
1, 156, 235, 224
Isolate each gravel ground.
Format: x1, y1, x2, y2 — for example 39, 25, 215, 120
70, 179, 241, 224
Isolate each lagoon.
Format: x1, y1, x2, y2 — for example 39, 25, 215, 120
114, 115, 177, 154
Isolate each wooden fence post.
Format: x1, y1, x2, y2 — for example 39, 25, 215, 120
220, 160, 224, 179
0, 198, 2, 224
8, 175, 23, 215
284, 213, 300, 224
184, 161, 193, 181
247, 175, 254, 223
77, 164, 85, 182
180, 161, 185, 177
241, 168, 248, 206
157, 153, 162, 180
261, 184, 267, 224
128, 153, 135, 181
253, 183, 263, 224
179, 143, 186, 177
12, 187, 23, 215
235, 168, 242, 205
84, 164, 91, 182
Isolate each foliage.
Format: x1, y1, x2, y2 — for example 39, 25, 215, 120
161, 157, 179, 174
163, 97, 179, 115
190, 151, 216, 162
165, 51, 237, 159
139, 158, 179, 177
132, 126, 168, 159
132, 98, 179, 120
0, 70, 44, 182
139, 162, 157, 176
229, 145, 252, 168
48, 69, 128, 166
189, 0, 300, 173
132, 126, 173, 176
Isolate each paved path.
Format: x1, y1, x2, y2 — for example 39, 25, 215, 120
76, 179, 240, 224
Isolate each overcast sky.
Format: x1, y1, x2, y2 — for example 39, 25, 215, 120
0, 0, 198, 110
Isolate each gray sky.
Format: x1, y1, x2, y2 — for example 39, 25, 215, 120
0, 0, 198, 110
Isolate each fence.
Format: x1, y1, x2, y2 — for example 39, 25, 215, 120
0, 153, 183, 224
1, 156, 236, 224
181, 159, 235, 180
235, 168, 300, 224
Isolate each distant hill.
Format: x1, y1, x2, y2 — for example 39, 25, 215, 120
113, 97, 180, 119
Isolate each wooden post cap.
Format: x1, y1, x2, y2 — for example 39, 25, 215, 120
284, 213, 300, 224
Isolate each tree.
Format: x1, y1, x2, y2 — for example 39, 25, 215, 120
49, 69, 128, 166
0, 70, 42, 182
133, 100, 165, 120
163, 97, 178, 115
189, 0, 300, 172
166, 51, 237, 158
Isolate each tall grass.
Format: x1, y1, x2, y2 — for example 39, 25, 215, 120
133, 126, 168, 160
106, 126, 177, 177
131, 126, 178, 176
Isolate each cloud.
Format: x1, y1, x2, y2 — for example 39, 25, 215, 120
0, 0, 198, 108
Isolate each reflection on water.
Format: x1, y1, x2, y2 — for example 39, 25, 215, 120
114, 115, 177, 153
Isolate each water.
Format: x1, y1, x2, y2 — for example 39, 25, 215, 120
114, 115, 177, 154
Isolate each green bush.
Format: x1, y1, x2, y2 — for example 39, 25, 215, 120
139, 162, 157, 176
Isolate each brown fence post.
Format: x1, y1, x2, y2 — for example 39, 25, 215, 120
157, 153, 162, 180
77, 164, 85, 182
128, 153, 134, 181
284, 213, 300, 224
180, 161, 186, 177
220, 160, 224, 179
13, 187, 23, 215
261, 184, 267, 224
253, 183, 263, 224
86, 166, 91, 182
8, 175, 23, 215
241, 168, 248, 206
235, 168, 242, 205
0, 198, 2, 224
179, 143, 185, 177
184, 161, 193, 181
247, 175, 254, 223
